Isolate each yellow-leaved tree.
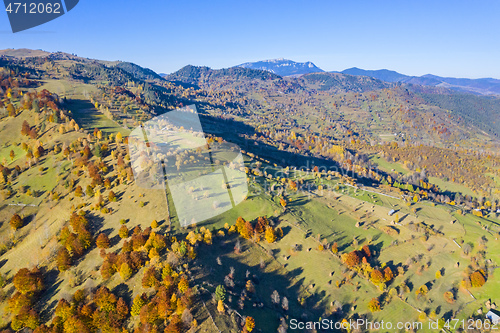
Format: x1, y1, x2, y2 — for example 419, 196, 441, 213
265, 227, 276, 243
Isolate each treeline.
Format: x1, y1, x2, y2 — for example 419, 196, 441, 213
379, 144, 499, 200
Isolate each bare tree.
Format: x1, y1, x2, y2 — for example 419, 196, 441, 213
234, 239, 242, 253
167, 252, 179, 266
463, 243, 472, 255
181, 309, 193, 327
281, 297, 289, 311
271, 290, 280, 304
224, 275, 235, 288
278, 317, 288, 333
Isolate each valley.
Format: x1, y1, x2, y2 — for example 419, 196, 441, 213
0, 49, 499, 333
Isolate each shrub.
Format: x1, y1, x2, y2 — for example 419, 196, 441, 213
443, 291, 455, 303
470, 271, 486, 288
10, 214, 23, 230
368, 298, 381, 312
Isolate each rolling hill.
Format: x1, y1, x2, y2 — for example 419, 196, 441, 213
341, 67, 409, 82
296, 71, 390, 93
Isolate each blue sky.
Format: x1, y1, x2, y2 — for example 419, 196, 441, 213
1, 0, 499, 78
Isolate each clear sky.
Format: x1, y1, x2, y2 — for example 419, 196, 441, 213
1, 0, 499, 78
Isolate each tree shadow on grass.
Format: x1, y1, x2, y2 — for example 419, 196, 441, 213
399, 213, 410, 223
66, 99, 102, 130
280, 225, 292, 238
113, 283, 132, 304
86, 212, 105, 235
110, 234, 122, 248
38, 268, 63, 322
288, 197, 311, 207
192, 236, 338, 331
371, 241, 385, 255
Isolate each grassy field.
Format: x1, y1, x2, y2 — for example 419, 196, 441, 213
0, 144, 23, 166
186, 162, 483, 330
66, 98, 130, 136
9, 155, 70, 205
428, 176, 477, 198
38, 79, 130, 136
188, 175, 491, 331
38, 79, 99, 98
0, 108, 32, 148
370, 154, 409, 175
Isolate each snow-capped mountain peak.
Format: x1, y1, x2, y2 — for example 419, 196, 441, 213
236, 59, 324, 76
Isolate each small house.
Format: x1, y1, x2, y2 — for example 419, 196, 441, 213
388, 209, 396, 216
486, 309, 500, 324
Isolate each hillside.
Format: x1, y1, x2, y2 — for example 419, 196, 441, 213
296, 72, 390, 92
113, 62, 163, 81
418, 92, 500, 137
0, 49, 500, 333
0, 48, 51, 58
166, 65, 282, 85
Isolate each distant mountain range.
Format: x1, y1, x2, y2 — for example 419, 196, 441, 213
237, 58, 324, 76
340, 67, 409, 83
234, 58, 500, 95
2, 49, 499, 96
165, 65, 390, 95
340, 67, 500, 95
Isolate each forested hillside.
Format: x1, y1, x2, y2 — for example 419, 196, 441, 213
419, 92, 500, 137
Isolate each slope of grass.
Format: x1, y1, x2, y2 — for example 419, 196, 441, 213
428, 176, 476, 197
370, 155, 409, 175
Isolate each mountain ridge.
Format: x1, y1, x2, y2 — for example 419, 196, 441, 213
237, 58, 324, 76
3, 49, 499, 95
340, 67, 500, 95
